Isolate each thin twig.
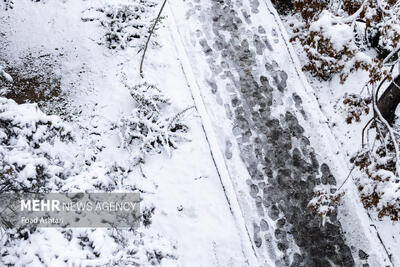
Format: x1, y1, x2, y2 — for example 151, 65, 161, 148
342, 0, 367, 25
362, 117, 373, 147
382, 43, 400, 65
139, 0, 167, 78
337, 165, 356, 191
168, 105, 195, 129
375, 65, 395, 103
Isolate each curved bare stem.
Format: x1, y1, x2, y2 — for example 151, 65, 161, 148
139, 0, 167, 78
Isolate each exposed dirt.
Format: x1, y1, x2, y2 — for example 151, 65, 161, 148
0, 49, 74, 117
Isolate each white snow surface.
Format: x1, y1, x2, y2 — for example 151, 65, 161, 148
1, 0, 399, 266
0, 0, 255, 266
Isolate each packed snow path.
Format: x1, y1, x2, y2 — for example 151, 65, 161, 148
0, 0, 395, 266
0, 1, 262, 266
168, 0, 393, 266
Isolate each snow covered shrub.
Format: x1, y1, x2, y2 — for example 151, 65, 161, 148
128, 82, 169, 113
308, 185, 344, 225
0, 98, 175, 265
342, 93, 372, 124
293, 0, 328, 21
119, 107, 190, 159
362, 0, 400, 58
290, 0, 400, 84
81, 1, 161, 50
1, 228, 178, 266
119, 83, 191, 161
0, 99, 73, 146
290, 10, 372, 82
0, 98, 73, 193
351, 135, 400, 221
342, 0, 363, 15
348, 90, 400, 222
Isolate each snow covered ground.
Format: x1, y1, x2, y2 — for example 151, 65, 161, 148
1, 0, 399, 266
0, 0, 257, 266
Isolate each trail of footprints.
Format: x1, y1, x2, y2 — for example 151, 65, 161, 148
184, 0, 364, 266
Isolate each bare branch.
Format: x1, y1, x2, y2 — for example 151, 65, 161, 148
372, 85, 400, 176
139, 0, 167, 78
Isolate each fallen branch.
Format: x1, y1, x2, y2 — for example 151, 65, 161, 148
139, 0, 167, 78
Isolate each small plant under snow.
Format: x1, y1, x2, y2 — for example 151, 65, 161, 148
289, 0, 400, 84
308, 185, 345, 226
352, 120, 400, 221
0, 97, 74, 193
0, 95, 179, 265
81, 1, 161, 50
1, 227, 178, 266
0, 80, 183, 266
118, 83, 191, 162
